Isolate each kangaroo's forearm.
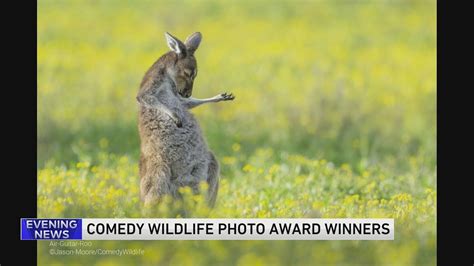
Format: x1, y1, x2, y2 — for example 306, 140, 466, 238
183, 95, 222, 109
137, 90, 168, 111
183, 93, 235, 109
137, 89, 159, 108
137, 89, 181, 125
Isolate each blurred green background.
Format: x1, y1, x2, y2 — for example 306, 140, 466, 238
38, 0, 436, 265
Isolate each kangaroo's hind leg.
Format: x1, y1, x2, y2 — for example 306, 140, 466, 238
207, 152, 220, 208
140, 156, 178, 206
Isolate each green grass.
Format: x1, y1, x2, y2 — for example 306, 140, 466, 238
38, 0, 436, 265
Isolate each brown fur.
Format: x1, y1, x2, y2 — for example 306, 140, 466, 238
136, 32, 234, 207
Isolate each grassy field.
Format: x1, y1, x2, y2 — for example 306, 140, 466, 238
38, 0, 436, 265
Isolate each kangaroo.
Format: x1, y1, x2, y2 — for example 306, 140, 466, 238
137, 32, 234, 208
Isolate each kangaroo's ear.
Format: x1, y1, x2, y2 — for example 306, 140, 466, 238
184, 32, 202, 55
165, 32, 187, 56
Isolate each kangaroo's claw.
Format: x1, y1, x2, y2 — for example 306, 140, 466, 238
221, 92, 235, 101
171, 112, 183, 128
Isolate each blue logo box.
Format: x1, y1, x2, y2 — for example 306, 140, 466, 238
21, 218, 82, 240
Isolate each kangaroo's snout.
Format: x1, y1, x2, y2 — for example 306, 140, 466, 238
183, 81, 193, 98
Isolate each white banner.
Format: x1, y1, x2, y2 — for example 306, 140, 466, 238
82, 218, 394, 240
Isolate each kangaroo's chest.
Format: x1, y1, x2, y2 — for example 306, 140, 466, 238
140, 108, 206, 157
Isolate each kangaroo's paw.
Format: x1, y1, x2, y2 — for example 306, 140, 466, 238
170, 112, 183, 128
220, 92, 235, 101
